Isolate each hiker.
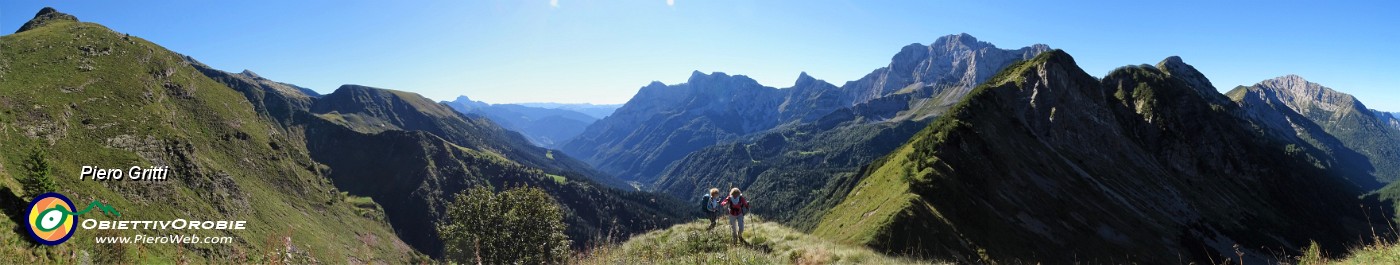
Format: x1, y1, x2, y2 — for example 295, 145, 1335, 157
721, 187, 750, 244
700, 188, 722, 229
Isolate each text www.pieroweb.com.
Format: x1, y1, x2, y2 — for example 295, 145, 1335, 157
94, 234, 234, 244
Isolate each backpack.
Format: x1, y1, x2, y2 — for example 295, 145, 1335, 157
699, 194, 713, 213
724, 196, 748, 216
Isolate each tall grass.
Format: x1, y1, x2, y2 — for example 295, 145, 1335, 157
1304, 238, 1400, 264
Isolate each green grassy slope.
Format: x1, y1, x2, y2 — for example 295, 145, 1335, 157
574, 216, 940, 265
0, 11, 420, 263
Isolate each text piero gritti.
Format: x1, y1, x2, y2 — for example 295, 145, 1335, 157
79, 165, 171, 181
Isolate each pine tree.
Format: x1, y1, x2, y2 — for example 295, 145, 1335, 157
21, 147, 57, 198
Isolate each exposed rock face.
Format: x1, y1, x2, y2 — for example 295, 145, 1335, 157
1228, 75, 1400, 188
816, 51, 1386, 264
16, 7, 78, 33
1257, 75, 1362, 116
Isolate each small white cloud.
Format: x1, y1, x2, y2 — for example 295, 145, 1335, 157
551, 0, 559, 7
667, 0, 674, 6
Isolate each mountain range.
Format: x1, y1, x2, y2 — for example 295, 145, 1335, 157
514, 102, 622, 119
814, 50, 1391, 263
565, 34, 1052, 228
563, 34, 1048, 187
559, 34, 1400, 263
6, 6, 1400, 264
442, 96, 600, 148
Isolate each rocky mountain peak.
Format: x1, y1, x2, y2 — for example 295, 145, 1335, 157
687, 71, 736, 83
17, 7, 79, 33
445, 95, 489, 111
842, 33, 1050, 106
1254, 75, 1361, 113
794, 71, 817, 87
1263, 74, 1309, 88
931, 33, 987, 49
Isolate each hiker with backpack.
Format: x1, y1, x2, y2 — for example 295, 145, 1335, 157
721, 187, 750, 244
700, 188, 722, 229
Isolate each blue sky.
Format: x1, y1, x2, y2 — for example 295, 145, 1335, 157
4, 1, 1398, 110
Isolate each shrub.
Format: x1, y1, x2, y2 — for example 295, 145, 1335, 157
437, 186, 570, 264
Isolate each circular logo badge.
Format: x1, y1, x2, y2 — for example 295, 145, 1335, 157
26, 192, 77, 245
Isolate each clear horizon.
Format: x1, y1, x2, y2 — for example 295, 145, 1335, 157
3, 1, 1397, 110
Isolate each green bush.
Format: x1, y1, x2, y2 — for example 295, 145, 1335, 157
437, 186, 570, 264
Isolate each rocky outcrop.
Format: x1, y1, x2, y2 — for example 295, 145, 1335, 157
16, 7, 78, 33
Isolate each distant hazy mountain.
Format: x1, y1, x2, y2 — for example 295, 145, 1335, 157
516, 102, 623, 119
443, 96, 597, 148
815, 50, 1385, 263
1228, 75, 1400, 188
